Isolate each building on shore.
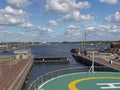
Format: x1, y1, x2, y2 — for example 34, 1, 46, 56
14, 49, 32, 60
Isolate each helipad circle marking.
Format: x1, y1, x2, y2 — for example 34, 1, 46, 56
68, 77, 120, 90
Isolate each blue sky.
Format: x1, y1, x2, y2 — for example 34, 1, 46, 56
0, 0, 120, 42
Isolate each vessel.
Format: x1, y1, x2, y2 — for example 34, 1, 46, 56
28, 66, 120, 90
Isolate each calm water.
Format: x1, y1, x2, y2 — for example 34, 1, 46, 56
22, 43, 106, 90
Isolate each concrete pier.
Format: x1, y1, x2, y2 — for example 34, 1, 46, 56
73, 53, 120, 72
0, 49, 34, 90
7, 56, 34, 90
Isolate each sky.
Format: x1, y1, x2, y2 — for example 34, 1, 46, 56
0, 0, 120, 42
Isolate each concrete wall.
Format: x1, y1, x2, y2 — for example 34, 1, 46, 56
6, 55, 34, 90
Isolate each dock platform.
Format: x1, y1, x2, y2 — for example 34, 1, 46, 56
34, 56, 69, 63
73, 53, 120, 72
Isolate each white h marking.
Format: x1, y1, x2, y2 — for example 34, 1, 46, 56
96, 83, 120, 89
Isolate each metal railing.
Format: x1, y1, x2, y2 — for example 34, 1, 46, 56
28, 66, 119, 90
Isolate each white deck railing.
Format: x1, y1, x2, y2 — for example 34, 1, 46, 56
28, 66, 118, 90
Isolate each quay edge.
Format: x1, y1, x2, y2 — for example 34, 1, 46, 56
7, 56, 34, 90
0, 49, 34, 90
72, 53, 120, 72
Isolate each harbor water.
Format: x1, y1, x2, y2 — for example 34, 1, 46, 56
21, 43, 106, 90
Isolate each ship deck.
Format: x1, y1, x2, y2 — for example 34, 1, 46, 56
38, 72, 120, 90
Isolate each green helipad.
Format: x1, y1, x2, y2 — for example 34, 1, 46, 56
38, 72, 120, 90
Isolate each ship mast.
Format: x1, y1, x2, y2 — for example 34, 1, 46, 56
83, 33, 87, 49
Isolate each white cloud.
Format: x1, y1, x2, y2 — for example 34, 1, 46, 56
48, 20, 58, 26
0, 28, 11, 38
60, 24, 81, 39
4, 6, 25, 15
0, 6, 26, 25
45, 0, 91, 14
114, 11, 120, 21
21, 22, 53, 34
46, 0, 69, 13
0, 5, 53, 36
105, 11, 120, 23
85, 26, 97, 31
46, 0, 93, 22
0, 4, 53, 34
72, 1, 91, 10
62, 10, 93, 21
68, 24, 80, 29
85, 24, 120, 33
0, 0, 55, 42
65, 29, 80, 37
18, 32, 26, 36
83, 24, 120, 41
66, 29, 74, 35
0, 28, 11, 34
7, 0, 30, 9
22, 23, 36, 29
107, 25, 120, 32
31, 34, 37, 37
100, 0, 118, 4
40, 27, 53, 33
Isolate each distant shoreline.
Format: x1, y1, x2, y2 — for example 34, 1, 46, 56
0, 41, 119, 46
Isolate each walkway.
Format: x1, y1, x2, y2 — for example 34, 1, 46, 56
0, 59, 29, 90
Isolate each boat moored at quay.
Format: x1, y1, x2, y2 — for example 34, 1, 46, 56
71, 42, 120, 71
